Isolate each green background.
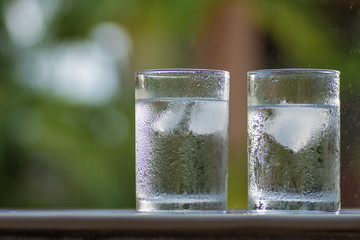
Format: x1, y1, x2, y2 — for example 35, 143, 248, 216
0, 0, 359, 209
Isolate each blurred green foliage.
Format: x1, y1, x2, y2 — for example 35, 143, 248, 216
0, 0, 359, 209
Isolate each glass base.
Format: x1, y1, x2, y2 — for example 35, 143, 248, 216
247, 209, 340, 215
248, 193, 340, 212
137, 195, 226, 213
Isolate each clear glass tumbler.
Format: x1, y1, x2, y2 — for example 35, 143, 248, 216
136, 69, 229, 212
247, 69, 340, 213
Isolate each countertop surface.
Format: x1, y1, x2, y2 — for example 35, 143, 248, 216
0, 209, 359, 232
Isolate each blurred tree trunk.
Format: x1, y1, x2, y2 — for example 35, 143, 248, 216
194, 0, 264, 208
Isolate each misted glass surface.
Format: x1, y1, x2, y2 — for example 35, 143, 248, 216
248, 70, 340, 212
0, 0, 358, 209
135, 70, 229, 212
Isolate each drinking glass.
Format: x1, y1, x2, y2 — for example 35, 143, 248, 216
136, 69, 229, 212
247, 69, 340, 212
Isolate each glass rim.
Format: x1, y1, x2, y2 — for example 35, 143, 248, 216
137, 68, 229, 76
247, 68, 340, 76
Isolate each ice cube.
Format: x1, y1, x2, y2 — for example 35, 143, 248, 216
265, 106, 327, 152
189, 101, 228, 135
152, 102, 186, 133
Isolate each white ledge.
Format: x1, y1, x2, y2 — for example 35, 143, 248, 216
0, 210, 359, 232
